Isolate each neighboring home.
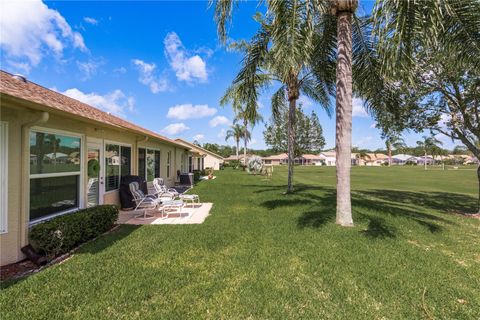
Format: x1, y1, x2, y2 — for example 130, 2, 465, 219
0, 71, 197, 266
224, 153, 255, 165
415, 156, 435, 165
319, 151, 336, 166
355, 153, 388, 166
296, 154, 323, 166
262, 153, 288, 165
175, 139, 224, 170
392, 154, 417, 165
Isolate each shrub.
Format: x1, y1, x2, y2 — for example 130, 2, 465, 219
193, 170, 201, 181
29, 205, 118, 259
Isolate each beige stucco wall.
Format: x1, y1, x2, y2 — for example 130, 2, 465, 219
0, 101, 191, 266
203, 154, 223, 170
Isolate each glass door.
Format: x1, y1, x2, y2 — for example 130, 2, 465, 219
86, 144, 103, 207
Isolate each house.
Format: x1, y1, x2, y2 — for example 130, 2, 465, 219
174, 139, 224, 170
0, 71, 197, 266
223, 153, 255, 165
415, 156, 435, 165
262, 153, 288, 165
319, 151, 336, 166
355, 153, 388, 166
391, 154, 417, 165
296, 154, 323, 165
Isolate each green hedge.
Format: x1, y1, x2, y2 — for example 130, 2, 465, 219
29, 205, 118, 258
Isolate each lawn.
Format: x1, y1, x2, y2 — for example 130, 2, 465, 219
1, 166, 479, 319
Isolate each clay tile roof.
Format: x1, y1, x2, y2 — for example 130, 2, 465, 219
174, 139, 224, 159
263, 153, 288, 160
0, 70, 184, 147
301, 154, 322, 160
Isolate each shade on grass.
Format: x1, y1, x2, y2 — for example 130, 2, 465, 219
1, 166, 479, 319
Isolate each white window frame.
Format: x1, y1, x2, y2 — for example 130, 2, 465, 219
104, 140, 132, 193
29, 126, 84, 224
138, 147, 161, 182
0, 122, 8, 233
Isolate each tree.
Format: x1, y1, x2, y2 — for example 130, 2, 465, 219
225, 124, 246, 161
264, 106, 325, 156
416, 135, 442, 170
233, 104, 263, 166
355, 151, 371, 166
221, 2, 334, 194
385, 135, 405, 166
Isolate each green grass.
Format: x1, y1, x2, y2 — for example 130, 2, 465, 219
1, 166, 479, 319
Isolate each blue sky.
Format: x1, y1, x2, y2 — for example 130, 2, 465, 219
0, 1, 457, 151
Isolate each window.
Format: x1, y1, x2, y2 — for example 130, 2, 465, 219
29, 130, 81, 221
138, 148, 160, 182
0, 122, 8, 233
105, 144, 131, 192
167, 151, 171, 178
188, 156, 193, 173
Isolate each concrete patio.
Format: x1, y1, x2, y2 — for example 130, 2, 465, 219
117, 203, 213, 225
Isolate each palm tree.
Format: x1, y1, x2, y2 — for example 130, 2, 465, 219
416, 135, 442, 170
220, 1, 334, 194
385, 135, 405, 166
233, 105, 263, 166
355, 151, 371, 166
225, 124, 246, 162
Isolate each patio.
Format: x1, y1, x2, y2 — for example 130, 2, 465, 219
117, 202, 213, 225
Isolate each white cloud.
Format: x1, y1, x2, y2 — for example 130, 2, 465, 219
193, 134, 205, 141
369, 122, 377, 129
161, 123, 190, 135
62, 88, 134, 117
352, 98, 369, 117
250, 138, 258, 146
113, 66, 127, 74
217, 129, 227, 139
167, 104, 217, 120
132, 59, 169, 93
0, 0, 87, 71
76, 59, 103, 80
209, 115, 231, 127
164, 32, 208, 83
83, 17, 98, 25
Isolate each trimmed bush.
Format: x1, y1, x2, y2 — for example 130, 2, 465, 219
29, 205, 118, 259
193, 170, 201, 182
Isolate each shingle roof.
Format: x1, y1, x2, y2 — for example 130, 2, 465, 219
0, 70, 184, 147
263, 153, 288, 160
174, 139, 224, 159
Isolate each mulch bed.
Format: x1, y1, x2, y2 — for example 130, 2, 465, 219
1, 260, 38, 282
1, 224, 121, 283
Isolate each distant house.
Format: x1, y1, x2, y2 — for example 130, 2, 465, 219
224, 153, 255, 165
296, 154, 323, 165
175, 139, 224, 170
415, 156, 435, 165
319, 151, 336, 166
356, 153, 388, 166
262, 153, 288, 165
392, 154, 417, 165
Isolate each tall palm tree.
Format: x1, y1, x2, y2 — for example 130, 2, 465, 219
221, 1, 334, 194
233, 105, 263, 166
355, 151, 371, 166
225, 124, 248, 162
385, 135, 405, 166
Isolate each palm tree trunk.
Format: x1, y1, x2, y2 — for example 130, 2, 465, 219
477, 165, 480, 214
244, 120, 248, 167
388, 143, 392, 167
236, 140, 239, 161
287, 98, 296, 193
335, 8, 354, 227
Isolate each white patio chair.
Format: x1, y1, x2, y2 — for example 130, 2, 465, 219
129, 181, 160, 220
153, 178, 179, 198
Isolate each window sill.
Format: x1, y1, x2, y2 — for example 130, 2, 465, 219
29, 208, 79, 226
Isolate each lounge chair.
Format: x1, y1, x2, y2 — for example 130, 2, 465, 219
129, 181, 160, 220
153, 178, 179, 197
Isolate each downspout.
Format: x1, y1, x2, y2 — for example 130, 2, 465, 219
20, 111, 49, 248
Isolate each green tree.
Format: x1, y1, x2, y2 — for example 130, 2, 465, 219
416, 135, 443, 170
232, 105, 263, 166
385, 135, 406, 166
264, 106, 325, 156
225, 124, 249, 161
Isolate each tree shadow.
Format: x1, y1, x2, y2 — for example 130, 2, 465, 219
360, 217, 396, 239
260, 199, 314, 210
361, 189, 476, 214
